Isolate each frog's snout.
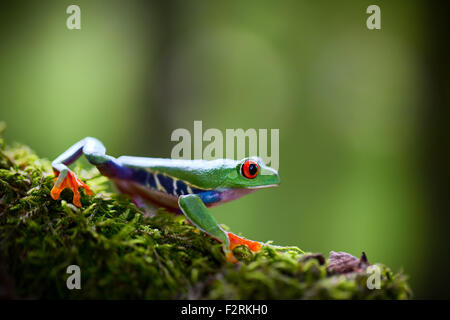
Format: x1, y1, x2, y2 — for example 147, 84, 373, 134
269, 172, 280, 187
274, 172, 281, 186
259, 166, 280, 187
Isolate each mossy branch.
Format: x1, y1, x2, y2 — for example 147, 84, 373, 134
0, 129, 411, 299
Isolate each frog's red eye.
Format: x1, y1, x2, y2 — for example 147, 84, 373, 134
241, 160, 259, 179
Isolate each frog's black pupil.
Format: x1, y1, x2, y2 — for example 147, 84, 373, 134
248, 163, 258, 176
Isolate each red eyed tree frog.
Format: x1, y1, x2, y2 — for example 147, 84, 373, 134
50, 137, 280, 262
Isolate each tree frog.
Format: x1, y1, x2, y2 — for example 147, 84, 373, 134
50, 137, 280, 261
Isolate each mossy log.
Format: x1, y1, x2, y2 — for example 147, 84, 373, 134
0, 130, 411, 299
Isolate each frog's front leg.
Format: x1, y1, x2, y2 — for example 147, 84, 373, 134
51, 137, 122, 207
178, 194, 262, 262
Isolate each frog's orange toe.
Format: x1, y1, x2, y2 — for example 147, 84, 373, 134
226, 232, 262, 262
226, 250, 238, 263
227, 232, 262, 252
51, 170, 92, 207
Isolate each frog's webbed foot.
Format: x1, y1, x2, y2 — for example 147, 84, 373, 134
51, 170, 92, 207
226, 232, 263, 262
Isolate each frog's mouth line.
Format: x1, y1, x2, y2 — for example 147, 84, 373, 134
245, 184, 279, 189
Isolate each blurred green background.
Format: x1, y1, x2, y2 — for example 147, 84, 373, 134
1, 0, 448, 298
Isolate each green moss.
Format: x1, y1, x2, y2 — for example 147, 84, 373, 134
0, 129, 412, 299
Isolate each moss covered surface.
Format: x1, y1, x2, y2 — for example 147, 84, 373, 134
0, 130, 411, 299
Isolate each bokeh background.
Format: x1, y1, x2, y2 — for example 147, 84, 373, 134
1, 0, 449, 298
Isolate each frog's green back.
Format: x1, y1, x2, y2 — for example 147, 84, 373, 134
117, 157, 237, 189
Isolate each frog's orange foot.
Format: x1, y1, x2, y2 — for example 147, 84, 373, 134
51, 170, 92, 207
226, 232, 263, 262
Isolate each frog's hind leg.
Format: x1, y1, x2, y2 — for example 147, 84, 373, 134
178, 194, 262, 262
51, 137, 131, 207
